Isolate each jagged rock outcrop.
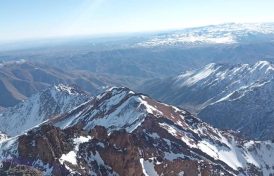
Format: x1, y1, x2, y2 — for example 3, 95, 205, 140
0, 161, 43, 176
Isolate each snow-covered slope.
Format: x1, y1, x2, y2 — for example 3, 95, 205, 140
142, 61, 274, 110
52, 87, 154, 132
137, 23, 274, 47
199, 79, 274, 140
0, 84, 90, 136
141, 61, 274, 139
175, 61, 274, 108
0, 87, 274, 175
50, 87, 274, 175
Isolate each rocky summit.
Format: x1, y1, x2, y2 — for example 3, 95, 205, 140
1, 87, 274, 176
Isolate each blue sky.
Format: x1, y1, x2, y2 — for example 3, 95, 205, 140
1, 0, 274, 43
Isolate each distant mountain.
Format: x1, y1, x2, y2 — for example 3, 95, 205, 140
0, 84, 90, 136
136, 23, 274, 47
141, 61, 274, 140
0, 60, 118, 108
199, 79, 274, 140
2, 23, 274, 91
1, 87, 274, 175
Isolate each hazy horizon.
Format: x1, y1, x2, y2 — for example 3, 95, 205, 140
1, 0, 274, 43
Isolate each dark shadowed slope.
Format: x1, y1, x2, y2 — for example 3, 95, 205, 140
141, 61, 274, 140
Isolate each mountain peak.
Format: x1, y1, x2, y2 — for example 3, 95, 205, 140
137, 22, 274, 47
52, 86, 193, 133
176, 61, 274, 87
104, 86, 133, 96
53, 84, 88, 96
142, 60, 274, 140
2, 86, 274, 175
252, 60, 274, 71
0, 85, 90, 136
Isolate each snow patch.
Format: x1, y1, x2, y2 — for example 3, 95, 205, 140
140, 158, 159, 176
59, 136, 91, 165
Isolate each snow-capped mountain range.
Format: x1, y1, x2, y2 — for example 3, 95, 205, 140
0, 84, 90, 136
136, 23, 274, 47
199, 79, 274, 140
1, 87, 274, 175
141, 61, 274, 139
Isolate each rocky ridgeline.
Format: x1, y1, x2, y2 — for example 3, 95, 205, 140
1, 87, 274, 175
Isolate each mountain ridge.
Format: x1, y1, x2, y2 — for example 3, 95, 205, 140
0, 60, 118, 108
136, 23, 274, 47
1, 87, 274, 175
0, 84, 90, 136
140, 61, 274, 140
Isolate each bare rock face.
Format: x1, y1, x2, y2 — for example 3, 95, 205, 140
2, 122, 233, 176
75, 124, 233, 176
17, 124, 74, 176
18, 125, 71, 163
90, 126, 108, 140
0, 161, 43, 176
82, 128, 143, 176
